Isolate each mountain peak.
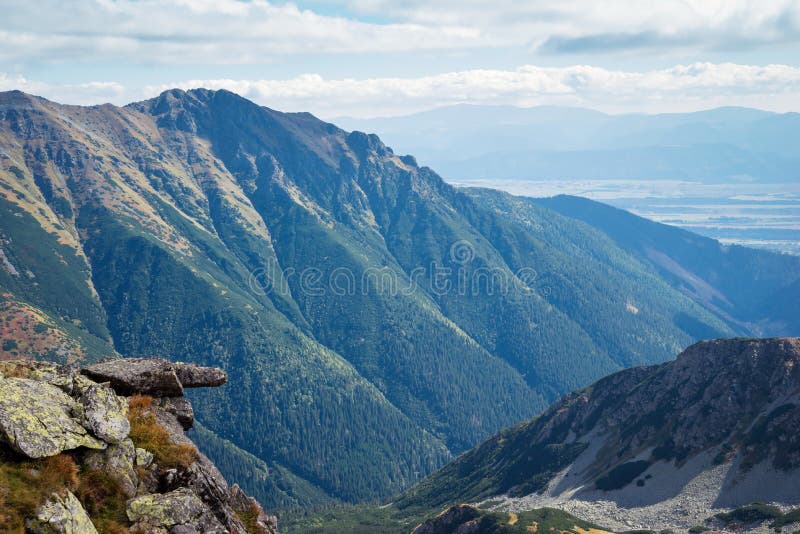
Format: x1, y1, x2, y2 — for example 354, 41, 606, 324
399, 336, 800, 525
0, 89, 42, 108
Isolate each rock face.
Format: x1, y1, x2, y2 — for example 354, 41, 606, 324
79, 383, 130, 443
25, 491, 99, 534
127, 488, 227, 533
0, 377, 106, 457
0, 357, 275, 534
158, 396, 195, 430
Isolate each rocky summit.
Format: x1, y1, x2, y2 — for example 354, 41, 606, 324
398, 338, 800, 532
0, 358, 276, 534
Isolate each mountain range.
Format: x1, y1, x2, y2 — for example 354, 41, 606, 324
1, 89, 799, 511
336, 105, 800, 183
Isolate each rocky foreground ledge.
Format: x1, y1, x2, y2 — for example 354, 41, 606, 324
0, 358, 277, 534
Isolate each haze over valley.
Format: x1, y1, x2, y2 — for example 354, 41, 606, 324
338, 105, 800, 256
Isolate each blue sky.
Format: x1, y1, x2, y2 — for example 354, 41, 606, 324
1, 0, 799, 117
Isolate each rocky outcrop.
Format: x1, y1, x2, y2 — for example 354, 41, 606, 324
0, 377, 106, 457
174, 362, 227, 388
126, 488, 227, 533
0, 357, 275, 534
81, 358, 185, 397
25, 491, 99, 534
402, 338, 800, 532
81, 358, 228, 397
410, 504, 482, 534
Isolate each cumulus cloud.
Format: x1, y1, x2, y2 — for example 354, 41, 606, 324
0, 0, 487, 64
343, 0, 800, 53
143, 62, 800, 117
0, 0, 797, 64
0, 74, 126, 105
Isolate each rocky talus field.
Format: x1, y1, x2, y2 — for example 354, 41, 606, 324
0, 357, 276, 533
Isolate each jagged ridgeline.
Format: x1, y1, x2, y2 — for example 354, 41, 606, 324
0, 89, 798, 507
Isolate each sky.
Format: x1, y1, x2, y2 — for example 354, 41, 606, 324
1, 0, 799, 118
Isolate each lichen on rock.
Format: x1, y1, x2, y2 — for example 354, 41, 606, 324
0, 377, 106, 458
80, 382, 130, 443
126, 487, 227, 533
83, 438, 139, 497
0, 358, 274, 533
25, 490, 99, 534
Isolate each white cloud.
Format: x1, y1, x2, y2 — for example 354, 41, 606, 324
143, 62, 800, 117
6, 62, 800, 117
0, 0, 488, 64
344, 0, 800, 52
0, 74, 126, 105
0, 0, 796, 65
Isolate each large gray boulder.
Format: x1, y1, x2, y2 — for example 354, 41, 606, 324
26, 490, 99, 534
174, 362, 227, 388
80, 383, 130, 443
82, 358, 184, 397
126, 488, 227, 533
0, 377, 106, 458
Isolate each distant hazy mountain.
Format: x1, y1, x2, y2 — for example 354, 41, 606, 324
336, 105, 800, 183
1, 90, 798, 510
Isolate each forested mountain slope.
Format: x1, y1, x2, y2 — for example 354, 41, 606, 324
534, 195, 800, 335
0, 89, 793, 507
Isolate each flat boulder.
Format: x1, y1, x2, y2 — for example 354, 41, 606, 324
0, 377, 106, 458
82, 358, 184, 397
174, 362, 227, 388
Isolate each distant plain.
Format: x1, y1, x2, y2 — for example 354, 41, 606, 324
452, 179, 800, 255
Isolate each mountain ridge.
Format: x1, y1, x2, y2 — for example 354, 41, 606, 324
1, 89, 798, 509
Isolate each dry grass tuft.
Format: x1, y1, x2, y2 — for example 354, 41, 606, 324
127, 394, 197, 469
75, 469, 130, 534
0, 453, 80, 533
236, 499, 268, 534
